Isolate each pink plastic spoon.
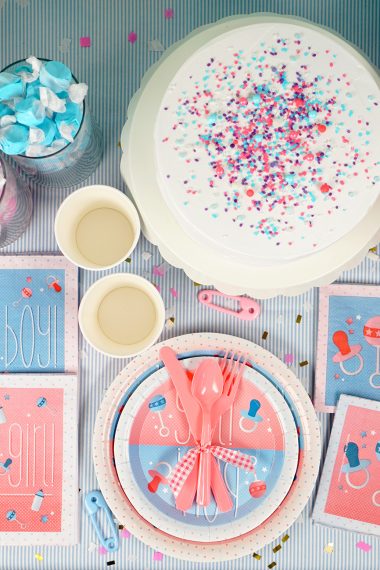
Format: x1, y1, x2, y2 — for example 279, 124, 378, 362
191, 358, 223, 506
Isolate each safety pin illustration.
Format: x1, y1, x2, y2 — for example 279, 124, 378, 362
198, 290, 260, 321
46, 275, 62, 293
341, 442, 371, 489
363, 317, 380, 389
148, 395, 170, 437
332, 331, 363, 375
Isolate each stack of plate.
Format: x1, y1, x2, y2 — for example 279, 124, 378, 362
93, 333, 320, 562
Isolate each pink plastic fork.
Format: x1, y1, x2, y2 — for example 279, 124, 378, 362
175, 351, 246, 512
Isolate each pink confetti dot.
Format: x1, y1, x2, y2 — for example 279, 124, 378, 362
98, 546, 107, 555
153, 265, 165, 277
80, 36, 91, 48
164, 8, 174, 19
153, 551, 164, 561
170, 287, 178, 298
356, 541, 372, 552
284, 354, 294, 365
346, 317, 353, 325
128, 31, 137, 44
320, 183, 332, 193
334, 373, 340, 379
26, 276, 32, 282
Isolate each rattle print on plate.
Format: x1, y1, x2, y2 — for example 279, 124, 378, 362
114, 355, 299, 542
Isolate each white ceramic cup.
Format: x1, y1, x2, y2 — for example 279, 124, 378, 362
78, 273, 165, 358
55, 184, 141, 270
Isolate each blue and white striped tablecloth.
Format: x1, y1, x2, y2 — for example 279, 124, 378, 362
1, 0, 379, 568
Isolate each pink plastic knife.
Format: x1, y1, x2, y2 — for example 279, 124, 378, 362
159, 347, 233, 512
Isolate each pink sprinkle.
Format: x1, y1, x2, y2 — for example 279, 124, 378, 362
356, 541, 372, 552
121, 528, 130, 539
170, 287, 178, 298
153, 265, 165, 277
346, 317, 353, 325
154, 551, 164, 561
128, 31, 137, 44
80, 36, 91, 48
284, 354, 294, 365
98, 546, 107, 555
26, 276, 32, 282
348, 329, 354, 334
164, 8, 174, 19
334, 373, 340, 379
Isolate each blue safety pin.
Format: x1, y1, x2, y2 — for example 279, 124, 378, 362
85, 490, 119, 552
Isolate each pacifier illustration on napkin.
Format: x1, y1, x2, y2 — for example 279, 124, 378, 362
239, 399, 263, 433
332, 331, 363, 375
341, 442, 371, 489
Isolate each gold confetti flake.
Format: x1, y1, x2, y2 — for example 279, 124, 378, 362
299, 360, 309, 367
35, 554, 43, 561
324, 542, 334, 554
252, 553, 262, 560
262, 331, 269, 340
273, 544, 282, 553
193, 281, 201, 286
296, 314, 302, 324
281, 534, 289, 543
268, 562, 277, 569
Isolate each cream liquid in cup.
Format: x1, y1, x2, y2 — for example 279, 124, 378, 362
97, 286, 157, 345
75, 207, 134, 266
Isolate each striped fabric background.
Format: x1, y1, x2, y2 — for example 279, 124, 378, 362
1, 0, 379, 568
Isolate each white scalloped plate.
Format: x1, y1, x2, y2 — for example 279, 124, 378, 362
114, 356, 299, 542
93, 333, 321, 562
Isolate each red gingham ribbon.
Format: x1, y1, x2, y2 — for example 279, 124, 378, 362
168, 445, 255, 498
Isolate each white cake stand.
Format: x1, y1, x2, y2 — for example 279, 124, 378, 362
120, 14, 380, 298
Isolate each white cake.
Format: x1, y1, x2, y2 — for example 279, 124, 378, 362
155, 22, 380, 264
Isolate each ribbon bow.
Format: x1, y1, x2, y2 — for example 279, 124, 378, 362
168, 444, 255, 498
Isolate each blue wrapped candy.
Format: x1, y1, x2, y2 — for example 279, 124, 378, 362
0, 103, 14, 118
0, 72, 24, 101
39, 61, 72, 93
39, 117, 57, 146
55, 100, 82, 129
15, 96, 46, 127
0, 124, 29, 155
26, 80, 41, 99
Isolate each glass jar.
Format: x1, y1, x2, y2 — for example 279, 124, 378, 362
1, 59, 103, 188
0, 155, 33, 248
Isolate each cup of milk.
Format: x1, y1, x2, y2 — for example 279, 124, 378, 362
54, 185, 140, 270
78, 273, 165, 357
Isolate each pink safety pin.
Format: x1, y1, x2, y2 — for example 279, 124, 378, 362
197, 290, 260, 321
